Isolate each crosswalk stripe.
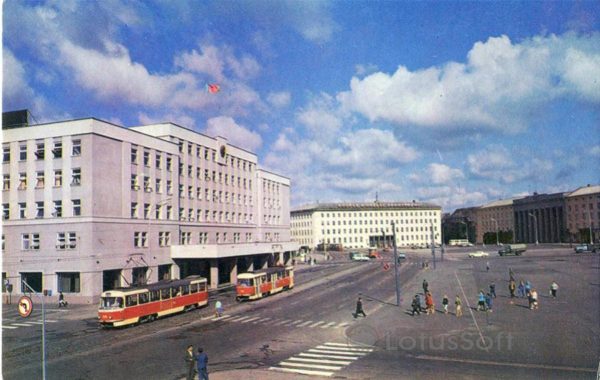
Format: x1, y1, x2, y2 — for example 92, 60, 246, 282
299, 352, 360, 360
287, 356, 352, 365
2, 325, 18, 329
308, 348, 368, 356
26, 321, 44, 325
325, 342, 361, 347
273, 319, 292, 326
41, 320, 57, 323
253, 317, 271, 324
12, 323, 35, 327
219, 315, 236, 321
279, 361, 343, 371
241, 316, 261, 324
228, 316, 250, 322
287, 320, 304, 326
268, 367, 333, 377
210, 314, 232, 321
308, 321, 325, 328
316, 345, 373, 352
335, 322, 349, 328
297, 320, 313, 327
321, 322, 337, 328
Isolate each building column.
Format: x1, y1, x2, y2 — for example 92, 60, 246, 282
209, 259, 219, 289
262, 255, 269, 269
247, 259, 254, 272
171, 263, 181, 281
122, 268, 133, 287
230, 259, 238, 285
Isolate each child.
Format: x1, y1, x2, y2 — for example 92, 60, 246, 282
442, 295, 449, 314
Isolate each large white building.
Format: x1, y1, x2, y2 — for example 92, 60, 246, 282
2, 113, 297, 303
291, 201, 442, 250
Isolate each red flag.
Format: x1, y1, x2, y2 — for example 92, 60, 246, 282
206, 84, 220, 94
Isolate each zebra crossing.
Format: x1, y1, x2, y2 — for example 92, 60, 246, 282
2, 319, 58, 330
208, 314, 350, 330
269, 342, 374, 377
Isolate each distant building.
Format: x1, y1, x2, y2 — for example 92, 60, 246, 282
2, 115, 297, 303
475, 198, 523, 244
565, 184, 600, 243
444, 207, 478, 244
291, 201, 442, 250
513, 192, 568, 244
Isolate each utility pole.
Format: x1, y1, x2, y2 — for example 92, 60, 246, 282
391, 222, 401, 306
22, 280, 46, 380
430, 222, 436, 269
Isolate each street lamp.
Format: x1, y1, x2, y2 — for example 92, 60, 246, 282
528, 213, 539, 245
458, 220, 469, 243
490, 218, 499, 246
587, 209, 594, 244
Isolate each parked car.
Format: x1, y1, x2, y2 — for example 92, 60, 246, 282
468, 251, 489, 258
574, 244, 599, 253
349, 252, 370, 261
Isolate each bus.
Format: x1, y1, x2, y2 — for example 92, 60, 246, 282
236, 266, 294, 301
98, 276, 208, 327
449, 239, 472, 247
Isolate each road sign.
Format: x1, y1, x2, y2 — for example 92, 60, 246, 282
18, 296, 33, 318
383, 263, 390, 271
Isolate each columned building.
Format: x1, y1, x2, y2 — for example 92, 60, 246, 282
291, 201, 442, 250
513, 192, 567, 244
565, 184, 600, 243
2, 113, 297, 303
475, 198, 521, 244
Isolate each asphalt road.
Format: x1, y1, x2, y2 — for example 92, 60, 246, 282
2, 246, 599, 379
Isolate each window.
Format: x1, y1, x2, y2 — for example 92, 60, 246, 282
36, 201, 44, 218
35, 142, 44, 159
167, 180, 173, 195
155, 153, 161, 169
19, 144, 27, 161
144, 203, 151, 219
18, 172, 27, 190
71, 168, 81, 186
2, 204, 9, 220
18, 202, 26, 219
53, 141, 62, 158
72, 139, 81, 156
3, 174, 9, 191
131, 146, 138, 163
188, 186, 193, 198
53, 201, 62, 217
131, 174, 139, 190
180, 231, 191, 245
144, 176, 151, 192
131, 202, 138, 218
2, 145, 10, 163
54, 170, 62, 187
20, 272, 42, 293
22, 233, 40, 250
36, 171, 45, 188
143, 151, 150, 166
166, 205, 173, 220
134, 232, 148, 248
57, 272, 80, 293
155, 178, 162, 193
57, 232, 77, 249
166, 156, 172, 171
72, 199, 81, 216
159, 231, 171, 247
155, 204, 162, 219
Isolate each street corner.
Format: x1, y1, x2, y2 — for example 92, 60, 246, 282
344, 321, 380, 347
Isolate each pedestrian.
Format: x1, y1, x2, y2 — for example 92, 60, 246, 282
195, 347, 209, 380
509, 279, 516, 302
215, 300, 223, 317
518, 280, 525, 298
485, 293, 493, 312
477, 290, 486, 311
425, 291, 435, 315
354, 297, 367, 318
489, 282, 496, 298
185, 345, 195, 380
486, 261, 490, 272
455, 295, 463, 317
422, 279, 429, 294
525, 280, 532, 296
415, 293, 423, 312
411, 295, 421, 316
442, 294, 449, 314
550, 281, 559, 298
530, 288, 539, 310
58, 291, 68, 308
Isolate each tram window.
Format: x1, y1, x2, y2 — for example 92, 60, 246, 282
238, 279, 251, 286
139, 293, 149, 304
101, 297, 122, 309
149, 290, 160, 301
190, 283, 198, 293
161, 288, 171, 299
200, 283, 207, 291
181, 285, 190, 295
126, 295, 138, 307
172, 287, 181, 296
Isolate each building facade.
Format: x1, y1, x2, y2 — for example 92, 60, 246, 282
513, 192, 567, 244
291, 201, 442, 250
2, 116, 297, 303
475, 198, 521, 244
565, 185, 600, 243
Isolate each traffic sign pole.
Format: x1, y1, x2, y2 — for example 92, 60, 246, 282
392, 222, 400, 306
21, 280, 46, 380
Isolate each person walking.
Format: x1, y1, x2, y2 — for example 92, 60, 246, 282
518, 280, 526, 298
185, 345, 195, 380
422, 279, 429, 294
525, 280, 532, 297
215, 300, 223, 317
354, 297, 367, 318
455, 295, 463, 317
530, 288, 539, 310
58, 291, 68, 308
550, 281, 559, 298
486, 261, 490, 272
195, 347, 209, 380
477, 290, 486, 311
411, 295, 421, 316
489, 282, 496, 298
425, 291, 434, 315
509, 279, 516, 302
442, 294, 449, 314
485, 293, 493, 312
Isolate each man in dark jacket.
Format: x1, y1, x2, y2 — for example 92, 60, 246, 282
354, 297, 366, 318
411, 295, 421, 316
196, 347, 209, 380
185, 345, 195, 380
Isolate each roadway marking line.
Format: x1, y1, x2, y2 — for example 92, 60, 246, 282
316, 345, 373, 352
287, 356, 352, 365
297, 320, 313, 327
325, 342, 361, 347
268, 367, 333, 377
273, 319, 292, 326
321, 322, 337, 328
228, 316, 251, 322
335, 322, 349, 328
308, 348, 368, 356
287, 320, 304, 326
210, 314, 232, 321
26, 321, 44, 325
2, 325, 18, 329
241, 316, 261, 324
12, 323, 35, 327
413, 354, 597, 373
252, 317, 271, 324
279, 361, 343, 371
454, 270, 487, 349
299, 353, 360, 360
40, 320, 57, 323
308, 321, 325, 328
219, 314, 236, 321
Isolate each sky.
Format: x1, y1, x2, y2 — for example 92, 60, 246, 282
3, 0, 600, 212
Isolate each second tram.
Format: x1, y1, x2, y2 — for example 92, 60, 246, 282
236, 266, 294, 301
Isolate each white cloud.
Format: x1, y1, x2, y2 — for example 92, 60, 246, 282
272, 133, 295, 151
2, 48, 48, 115
174, 45, 225, 81
137, 112, 196, 129
338, 33, 600, 132
590, 145, 600, 156
288, 2, 338, 43
204, 116, 262, 151
411, 163, 465, 185
267, 91, 291, 108
355, 63, 379, 77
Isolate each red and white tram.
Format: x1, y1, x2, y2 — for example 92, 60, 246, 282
236, 266, 294, 301
98, 276, 208, 327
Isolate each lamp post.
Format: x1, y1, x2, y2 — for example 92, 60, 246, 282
458, 220, 469, 243
587, 209, 594, 244
491, 218, 499, 246
528, 213, 539, 245
391, 222, 400, 306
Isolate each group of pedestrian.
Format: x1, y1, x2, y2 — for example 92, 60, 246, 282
476, 290, 494, 312
411, 279, 463, 317
185, 344, 209, 380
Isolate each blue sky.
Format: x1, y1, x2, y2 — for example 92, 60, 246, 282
3, 1, 600, 212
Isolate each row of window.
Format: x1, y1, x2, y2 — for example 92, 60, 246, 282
3, 200, 80, 220
133, 231, 256, 247
176, 141, 255, 172
3, 140, 81, 162
20, 232, 77, 251
176, 166, 253, 187
130, 202, 255, 224
3, 168, 81, 191
319, 226, 437, 236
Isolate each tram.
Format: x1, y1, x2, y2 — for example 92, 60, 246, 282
236, 266, 294, 301
98, 276, 208, 327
